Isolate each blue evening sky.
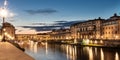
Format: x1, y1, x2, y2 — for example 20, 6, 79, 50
0, 0, 120, 34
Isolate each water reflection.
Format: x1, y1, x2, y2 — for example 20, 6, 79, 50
45, 42, 48, 55
89, 47, 93, 60
19, 41, 120, 60
29, 40, 38, 53
100, 48, 104, 60
33, 42, 38, 53
65, 45, 77, 60
115, 52, 119, 60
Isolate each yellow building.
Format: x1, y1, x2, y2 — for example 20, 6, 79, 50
102, 14, 120, 39
50, 28, 71, 40
1, 22, 15, 40
16, 33, 50, 41
70, 17, 103, 40
70, 13, 120, 40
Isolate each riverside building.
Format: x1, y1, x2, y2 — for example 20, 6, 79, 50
0, 22, 15, 41
70, 13, 120, 40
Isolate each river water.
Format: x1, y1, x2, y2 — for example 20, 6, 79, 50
20, 41, 120, 60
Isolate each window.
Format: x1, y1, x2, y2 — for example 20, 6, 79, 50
106, 32, 107, 34
111, 27, 113, 29
103, 32, 104, 34
115, 31, 117, 34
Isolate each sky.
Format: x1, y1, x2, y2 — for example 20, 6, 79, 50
0, 0, 120, 34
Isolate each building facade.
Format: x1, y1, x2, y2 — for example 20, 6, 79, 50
0, 22, 15, 41
16, 33, 50, 41
16, 28, 71, 42
2, 22, 15, 40
50, 28, 71, 40
70, 13, 120, 40
102, 14, 120, 39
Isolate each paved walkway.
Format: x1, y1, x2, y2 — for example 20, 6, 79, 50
0, 42, 34, 60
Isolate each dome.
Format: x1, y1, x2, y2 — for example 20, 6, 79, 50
3, 22, 15, 28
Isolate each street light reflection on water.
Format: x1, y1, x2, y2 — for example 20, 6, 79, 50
101, 48, 104, 60
19, 41, 120, 60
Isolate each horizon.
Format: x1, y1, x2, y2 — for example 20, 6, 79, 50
0, 0, 120, 34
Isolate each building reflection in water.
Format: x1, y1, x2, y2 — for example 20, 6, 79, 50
33, 42, 38, 53
29, 40, 33, 51
65, 45, 77, 60
45, 42, 48, 55
95, 48, 97, 56
115, 52, 119, 60
20, 41, 120, 60
100, 48, 104, 60
89, 47, 93, 60
29, 40, 38, 53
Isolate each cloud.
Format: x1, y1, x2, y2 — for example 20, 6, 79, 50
19, 20, 84, 32
53, 20, 82, 27
21, 26, 61, 31
24, 8, 58, 15
31, 23, 48, 26
54, 21, 68, 23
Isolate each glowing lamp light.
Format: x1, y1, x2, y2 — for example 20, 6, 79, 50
66, 37, 68, 39
4, 32, 7, 35
0, 36, 2, 40
0, 8, 8, 17
90, 40, 93, 44
100, 40, 103, 44
101, 36, 103, 39
115, 36, 118, 39
82, 39, 90, 45
94, 40, 97, 44
3, 28, 6, 31
86, 39, 89, 44
90, 36, 93, 39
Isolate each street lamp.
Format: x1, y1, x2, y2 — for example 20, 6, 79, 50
0, 8, 8, 41
0, 8, 8, 23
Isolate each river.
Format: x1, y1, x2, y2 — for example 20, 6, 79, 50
19, 41, 120, 60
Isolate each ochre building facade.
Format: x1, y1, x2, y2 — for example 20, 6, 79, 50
70, 14, 120, 40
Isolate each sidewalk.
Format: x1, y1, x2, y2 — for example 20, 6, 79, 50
0, 42, 34, 60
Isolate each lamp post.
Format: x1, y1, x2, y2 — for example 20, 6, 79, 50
0, 0, 8, 24
0, 0, 8, 41
0, 8, 7, 41
0, 8, 8, 24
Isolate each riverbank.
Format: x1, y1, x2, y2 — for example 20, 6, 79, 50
0, 42, 34, 60
46, 41, 120, 48
69, 43, 120, 48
